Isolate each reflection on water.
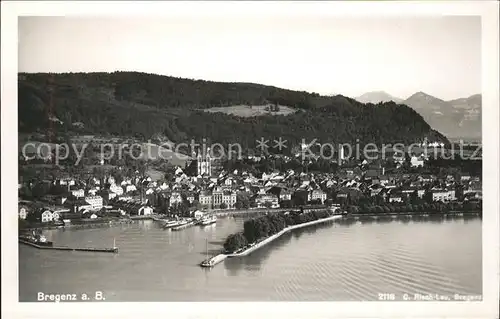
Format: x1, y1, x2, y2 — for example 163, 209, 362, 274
19, 215, 482, 301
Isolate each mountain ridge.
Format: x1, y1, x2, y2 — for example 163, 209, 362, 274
355, 91, 481, 139
18, 71, 448, 149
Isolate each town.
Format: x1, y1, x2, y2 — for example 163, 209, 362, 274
17, 136, 483, 229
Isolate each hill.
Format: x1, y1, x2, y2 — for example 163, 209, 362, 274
18, 72, 448, 151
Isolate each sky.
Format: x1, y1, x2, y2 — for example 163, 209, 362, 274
18, 15, 481, 100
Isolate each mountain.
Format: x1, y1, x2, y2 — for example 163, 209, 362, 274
355, 91, 403, 104
402, 92, 481, 140
18, 72, 448, 150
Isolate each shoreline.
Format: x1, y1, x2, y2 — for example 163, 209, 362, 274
348, 211, 481, 218
20, 209, 481, 232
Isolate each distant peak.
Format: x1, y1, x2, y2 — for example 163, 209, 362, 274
407, 91, 442, 102
355, 91, 403, 104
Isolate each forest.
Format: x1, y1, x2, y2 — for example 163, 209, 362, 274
18, 72, 448, 149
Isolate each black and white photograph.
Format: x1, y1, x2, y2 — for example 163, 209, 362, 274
2, 1, 499, 319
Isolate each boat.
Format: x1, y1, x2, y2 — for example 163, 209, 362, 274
19, 231, 54, 247
171, 219, 194, 231
162, 220, 182, 229
200, 215, 217, 226
200, 238, 214, 267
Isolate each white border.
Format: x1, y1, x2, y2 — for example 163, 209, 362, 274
2, 1, 499, 319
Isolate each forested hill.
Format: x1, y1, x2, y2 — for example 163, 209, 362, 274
18, 72, 448, 148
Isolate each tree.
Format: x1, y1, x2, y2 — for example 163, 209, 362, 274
223, 232, 248, 253
220, 202, 228, 209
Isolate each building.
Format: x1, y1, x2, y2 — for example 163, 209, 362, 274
410, 155, 425, 167
40, 209, 54, 223
71, 189, 85, 198
138, 205, 153, 216
308, 189, 327, 204
125, 185, 137, 193
169, 192, 183, 207
196, 148, 212, 176
110, 184, 124, 196
211, 188, 226, 208
198, 191, 212, 208
19, 206, 28, 220
84, 195, 103, 211
255, 194, 279, 209
432, 189, 456, 202
279, 190, 292, 201
388, 194, 403, 203
222, 190, 237, 208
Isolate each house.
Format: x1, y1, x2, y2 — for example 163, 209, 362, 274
212, 188, 224, 207
40, 209, 54, 223
71, 188, 85, 198
138, 205, 153, 216
169, 192, 183, 207
198, 191, 212, 208
19, 206, 29, 220
410, 155, 425, 167
401, 187, 425, 199
125, 185, 137, 193
84, 195, 103, 210
255, 194, 279, 209
185, 192, 196, 204
110, 184, 124, 195
460, 175, 472, 182
222, 190, 237, 208
279, 190, 292, 201
224, 177, 234, 186
432, 189, 456, 202
388, 193, 403, 203
308, 189, 327, 204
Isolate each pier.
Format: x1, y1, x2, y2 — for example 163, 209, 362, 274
19, 239, 119, 253
199, 214, 343, 267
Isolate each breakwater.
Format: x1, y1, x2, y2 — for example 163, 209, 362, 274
200, 214, 343, 267
227, 215, 343, 257
19, 239, 118, 253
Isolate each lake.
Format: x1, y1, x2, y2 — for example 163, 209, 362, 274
19, 215, 482, 301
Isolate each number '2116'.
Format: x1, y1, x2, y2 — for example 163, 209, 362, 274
378, 293, 396, 300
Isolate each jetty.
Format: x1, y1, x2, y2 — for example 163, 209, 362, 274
199, 214, 342, 267
19, 238, 119, 253
227, 215, 342, 258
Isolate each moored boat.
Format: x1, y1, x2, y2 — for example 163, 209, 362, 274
19, 231, 54, 247
162, 220, 182, 229
200, 215, 217, 226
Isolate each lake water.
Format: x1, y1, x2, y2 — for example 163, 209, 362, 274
19, 215, 482, 301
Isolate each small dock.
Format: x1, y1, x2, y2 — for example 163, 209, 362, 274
19, 239, 119, 253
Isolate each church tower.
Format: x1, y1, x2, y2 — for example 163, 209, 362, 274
196, 147, 212, 176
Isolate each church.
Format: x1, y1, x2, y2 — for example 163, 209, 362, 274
193, 148, 212, 176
